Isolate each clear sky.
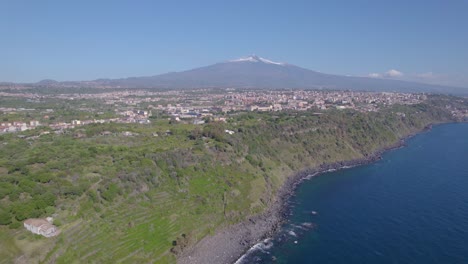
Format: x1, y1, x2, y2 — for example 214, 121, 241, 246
1, 0, 467, 87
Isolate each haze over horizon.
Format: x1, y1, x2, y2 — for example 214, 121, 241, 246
2, 0, 468, 88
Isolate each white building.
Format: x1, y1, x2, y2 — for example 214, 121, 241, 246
24, 218, 60, 237
30, 120, 40, 127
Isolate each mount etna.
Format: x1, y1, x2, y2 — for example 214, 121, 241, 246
18, 55, 468, 94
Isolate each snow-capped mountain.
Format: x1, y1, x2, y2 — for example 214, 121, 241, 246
32, 55, 466, 94
229, 55, 285, 65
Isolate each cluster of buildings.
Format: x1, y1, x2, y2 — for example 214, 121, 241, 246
145, 90, 427, 122
47, 109, 151, 132
0, 120, 41, 133
2, 88, 467, 135
1, 109, 151, 134
446, 104, 468, 121
222, 90, 427, 112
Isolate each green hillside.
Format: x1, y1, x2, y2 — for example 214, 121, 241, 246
0, 95, 464, 263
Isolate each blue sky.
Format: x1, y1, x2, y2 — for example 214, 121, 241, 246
1, 0, 467, 87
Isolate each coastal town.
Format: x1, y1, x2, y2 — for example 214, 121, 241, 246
3, 1, 468, 263
2, 88, 466, 135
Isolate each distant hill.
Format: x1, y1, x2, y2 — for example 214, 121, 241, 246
19, 55, 468, 94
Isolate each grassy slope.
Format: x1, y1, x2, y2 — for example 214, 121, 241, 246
0, 97, 462, 264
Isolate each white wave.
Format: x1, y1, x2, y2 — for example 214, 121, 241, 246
234, 238, 273, 264
292, 224, 307, 230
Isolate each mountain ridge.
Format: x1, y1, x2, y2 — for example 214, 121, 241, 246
12, 55, 468, 94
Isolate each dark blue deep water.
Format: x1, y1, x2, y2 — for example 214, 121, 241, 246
240, 123, 468, 264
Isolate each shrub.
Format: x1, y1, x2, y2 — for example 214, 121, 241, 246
0, 210, 12, 225
9, 221, 21, 229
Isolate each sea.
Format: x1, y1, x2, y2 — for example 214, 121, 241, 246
237, 123, 468, 264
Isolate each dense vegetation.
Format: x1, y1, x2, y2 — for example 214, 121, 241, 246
0, 95, 464, 263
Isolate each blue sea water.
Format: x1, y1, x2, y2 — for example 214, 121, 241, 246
239, 123, 468, 264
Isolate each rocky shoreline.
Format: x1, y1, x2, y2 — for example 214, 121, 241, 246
178, 125, 433, 264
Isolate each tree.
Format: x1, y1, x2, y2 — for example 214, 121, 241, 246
202, 122, 225, 141
189, 127, 203, 140
0, 210, 12, 225
11, 203, 35, 221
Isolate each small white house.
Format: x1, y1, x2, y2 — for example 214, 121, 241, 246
24, 218, 60, 237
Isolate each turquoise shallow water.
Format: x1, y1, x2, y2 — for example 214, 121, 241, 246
240, 123, 468, 264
